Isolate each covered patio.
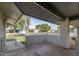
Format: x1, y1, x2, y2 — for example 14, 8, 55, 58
0, 2, 79, 56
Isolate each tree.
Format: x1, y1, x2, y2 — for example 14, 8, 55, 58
14, 19, 25, 30
36, 25, 41, 29
14, 15, 30, 30
35, 24, 51, 32
28, 29, 34, 33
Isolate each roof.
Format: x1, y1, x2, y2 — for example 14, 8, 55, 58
15, 2, 79, 27
0, 2, 79, 27
0, 2, 22, 25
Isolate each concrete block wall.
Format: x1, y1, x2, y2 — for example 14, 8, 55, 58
27, 33, 61, 46
46, 33, 60, 45
27, 33, 47, 45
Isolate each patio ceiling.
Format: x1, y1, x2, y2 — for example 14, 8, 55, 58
15, 2, 79, 26
15, 2, 79, 27
36, 2, 79, 20
0, 2, 22, 25
15, 2, 63, 24
0, 2, 79, 27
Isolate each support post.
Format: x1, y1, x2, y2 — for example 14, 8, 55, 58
60, 17, 70, 48
0, 11, 5, 56
76, 27, 79, 55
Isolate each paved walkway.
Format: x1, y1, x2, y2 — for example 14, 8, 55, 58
5, 40, 25, 52
5, 42, 76, 56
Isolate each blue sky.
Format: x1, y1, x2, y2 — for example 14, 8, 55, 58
29, 17, 58, 30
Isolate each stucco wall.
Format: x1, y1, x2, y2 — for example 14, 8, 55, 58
0, 11, 5, 37
0, 10, 5, 55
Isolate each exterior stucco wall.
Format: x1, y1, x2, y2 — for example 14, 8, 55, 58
0, 10, 5, 55
0, 11, 5, 36
70, 28, 77, 37
76, 28, 79, 55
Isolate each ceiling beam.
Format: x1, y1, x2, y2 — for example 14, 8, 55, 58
69, 15, 79, 21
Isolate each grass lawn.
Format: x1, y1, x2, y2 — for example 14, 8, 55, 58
6, 33, 27, 45
6, 33, 15, 41
15, 34, 27, 45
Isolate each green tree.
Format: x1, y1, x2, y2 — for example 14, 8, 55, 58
36, 25, 41, 29
14, 15, 30, 30
35, 24, 51, 32
14, 19, 25, 30
28, 29, 34, 33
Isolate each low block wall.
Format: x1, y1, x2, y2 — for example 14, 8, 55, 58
27, 33, 47, 45
46, 33, 60, 45
27, 33, 61, 46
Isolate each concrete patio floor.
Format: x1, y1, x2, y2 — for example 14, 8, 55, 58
5, 42, 76, 56
5, 40, 25, 52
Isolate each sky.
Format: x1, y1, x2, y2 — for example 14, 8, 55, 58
29, 17, 58, 30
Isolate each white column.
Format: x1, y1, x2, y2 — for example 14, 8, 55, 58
0, 11, 5, 55
76, 27, 79, 55
60, 17, 70, 48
